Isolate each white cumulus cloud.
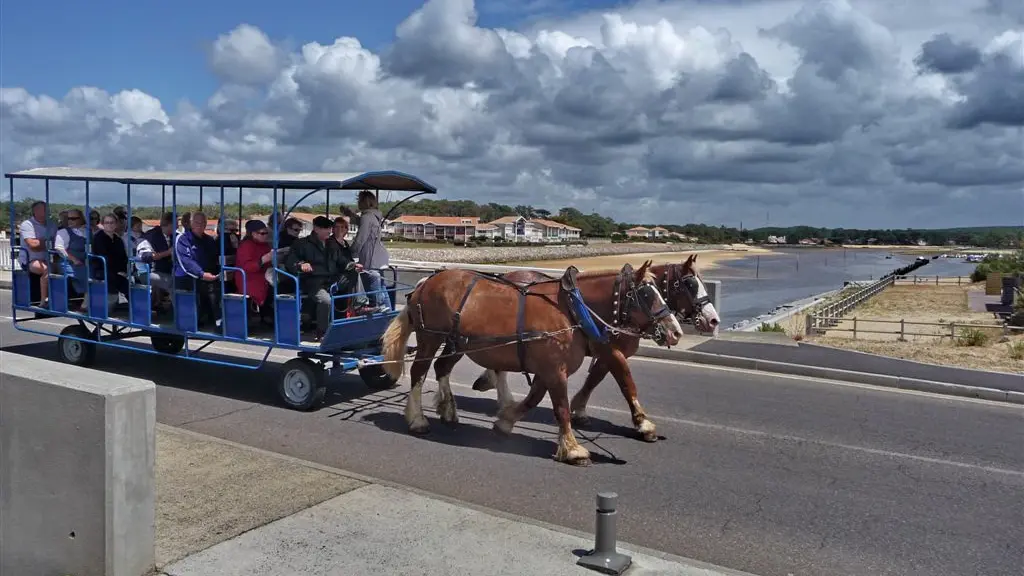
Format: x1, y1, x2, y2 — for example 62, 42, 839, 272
1, 0, 1022, 228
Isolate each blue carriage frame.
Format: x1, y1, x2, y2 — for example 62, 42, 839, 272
6, 167, 436, 409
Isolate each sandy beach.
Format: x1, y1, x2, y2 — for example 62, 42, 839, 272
387, 242, 772, 267
512, 246, 775, 272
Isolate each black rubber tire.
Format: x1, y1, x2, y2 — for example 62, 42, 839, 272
358, 364, 399, 390
57, 324, 97, 367
278, 358, 327, 411
151, 334, 185, 355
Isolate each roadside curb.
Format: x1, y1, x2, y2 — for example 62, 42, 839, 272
634, 345, 1024, 405
158, 424, 758, 576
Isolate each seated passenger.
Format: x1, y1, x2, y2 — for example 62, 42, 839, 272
278, 217, 303, 248
234, 220, 274, 323
53, 208, 89, 310
90, 213, 131, 301
284, 216, 361, 341
18, 200, 57, 306
136, 212, 175, 311
174, 212, 222, 329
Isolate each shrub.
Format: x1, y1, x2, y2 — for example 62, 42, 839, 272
971, 251, 1024, 283
756, 322, 786, 333
955, 327, 989, 347
1008, 339, 1024, 360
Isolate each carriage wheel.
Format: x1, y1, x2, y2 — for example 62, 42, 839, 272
278, 358, 327, 411
358, 364, 398, 390
57, 325, 97, 367
151, 334, 185, 355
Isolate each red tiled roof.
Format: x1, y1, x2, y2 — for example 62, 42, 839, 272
392, 215, 481, 226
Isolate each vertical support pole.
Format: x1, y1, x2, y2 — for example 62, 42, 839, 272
171, 185, 177, 331
219, 186, 227, 337
576, 492, 632, 575
853, 317, 857, 339
950, 323, 955, 340
899, 319, 905, 341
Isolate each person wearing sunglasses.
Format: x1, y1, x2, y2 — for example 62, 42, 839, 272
234, 219, 276, 326
53, 208, 89, 306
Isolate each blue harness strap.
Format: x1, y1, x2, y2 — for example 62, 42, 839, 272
567, 286, 608, 344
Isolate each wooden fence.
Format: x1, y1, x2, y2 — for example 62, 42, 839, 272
810, 275, 895, 329
805, 316, 1022, 340
893, 275, 973, 286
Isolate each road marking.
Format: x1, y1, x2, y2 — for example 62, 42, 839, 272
4, 315, 1023, 478
630, 354, 1023, 408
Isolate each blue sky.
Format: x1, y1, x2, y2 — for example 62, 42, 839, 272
1, 0, 623, 105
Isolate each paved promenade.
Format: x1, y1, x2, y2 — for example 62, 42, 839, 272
155, 425, 743, 576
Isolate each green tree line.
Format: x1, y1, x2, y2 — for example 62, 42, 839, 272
1, 197, 1019, 247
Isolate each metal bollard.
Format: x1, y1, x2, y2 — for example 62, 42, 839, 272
576, 492, 632, 575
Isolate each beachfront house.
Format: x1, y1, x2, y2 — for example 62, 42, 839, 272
390, 215, 482, 242
486, 215, 581, 242
625, 226, 671, 239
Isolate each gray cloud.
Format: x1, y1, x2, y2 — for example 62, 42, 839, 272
914, 34, 982, 74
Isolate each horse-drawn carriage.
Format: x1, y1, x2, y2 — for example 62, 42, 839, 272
8, 165, 722, 465
7, 167, 435, 410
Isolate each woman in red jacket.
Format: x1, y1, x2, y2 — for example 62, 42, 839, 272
234, 219, 274, 325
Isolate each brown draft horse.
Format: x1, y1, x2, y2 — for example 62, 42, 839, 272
381, 260, 684, 465
470, 254, 720, 442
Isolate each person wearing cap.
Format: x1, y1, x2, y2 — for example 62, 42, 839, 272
136, 212, 175, 311
284, 215, 362, 340
234, 219, 275, 323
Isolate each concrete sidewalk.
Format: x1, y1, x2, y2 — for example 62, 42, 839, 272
156, 425, 755, 576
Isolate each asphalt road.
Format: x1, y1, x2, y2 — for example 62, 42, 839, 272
692, 339, 1024, 393
2, 301, 1023, 576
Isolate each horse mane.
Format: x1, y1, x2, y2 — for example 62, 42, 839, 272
576, 264, 655, 283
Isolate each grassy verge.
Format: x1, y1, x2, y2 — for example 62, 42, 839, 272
807, 283, 1023, 373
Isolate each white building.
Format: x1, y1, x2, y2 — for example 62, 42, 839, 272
486, 216, 581, 242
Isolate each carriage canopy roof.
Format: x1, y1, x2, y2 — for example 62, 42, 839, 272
4, 167, 438, 193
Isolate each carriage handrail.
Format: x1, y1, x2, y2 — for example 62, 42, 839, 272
128, 255, 150, 282
271, 266, 301, 343
222, 265, 247, 302
86, 253, 108, 285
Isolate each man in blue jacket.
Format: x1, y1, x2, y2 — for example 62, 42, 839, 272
174, 211, 222, 328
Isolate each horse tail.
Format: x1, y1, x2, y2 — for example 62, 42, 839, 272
382, 306, 413, 381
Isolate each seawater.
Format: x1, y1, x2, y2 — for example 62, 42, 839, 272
707, 249, 978, 327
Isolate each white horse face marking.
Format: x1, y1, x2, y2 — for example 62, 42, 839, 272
649, 284, 684, 346
692, 275, 720, 333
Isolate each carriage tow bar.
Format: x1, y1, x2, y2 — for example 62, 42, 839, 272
576, 492, 632, 574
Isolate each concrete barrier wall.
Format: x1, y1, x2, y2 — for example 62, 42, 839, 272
0, 351, 156, 576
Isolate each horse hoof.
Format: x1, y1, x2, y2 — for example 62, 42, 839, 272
637, 419, 657, 442
571, 457, 592, 467
472, 376, 495, 392
408, 417, 431, 436
492, 420, 513, 436
571, 414, 591, 427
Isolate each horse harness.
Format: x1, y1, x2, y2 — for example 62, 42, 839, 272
408, 265, 665, 377
658, 264, 711, 326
